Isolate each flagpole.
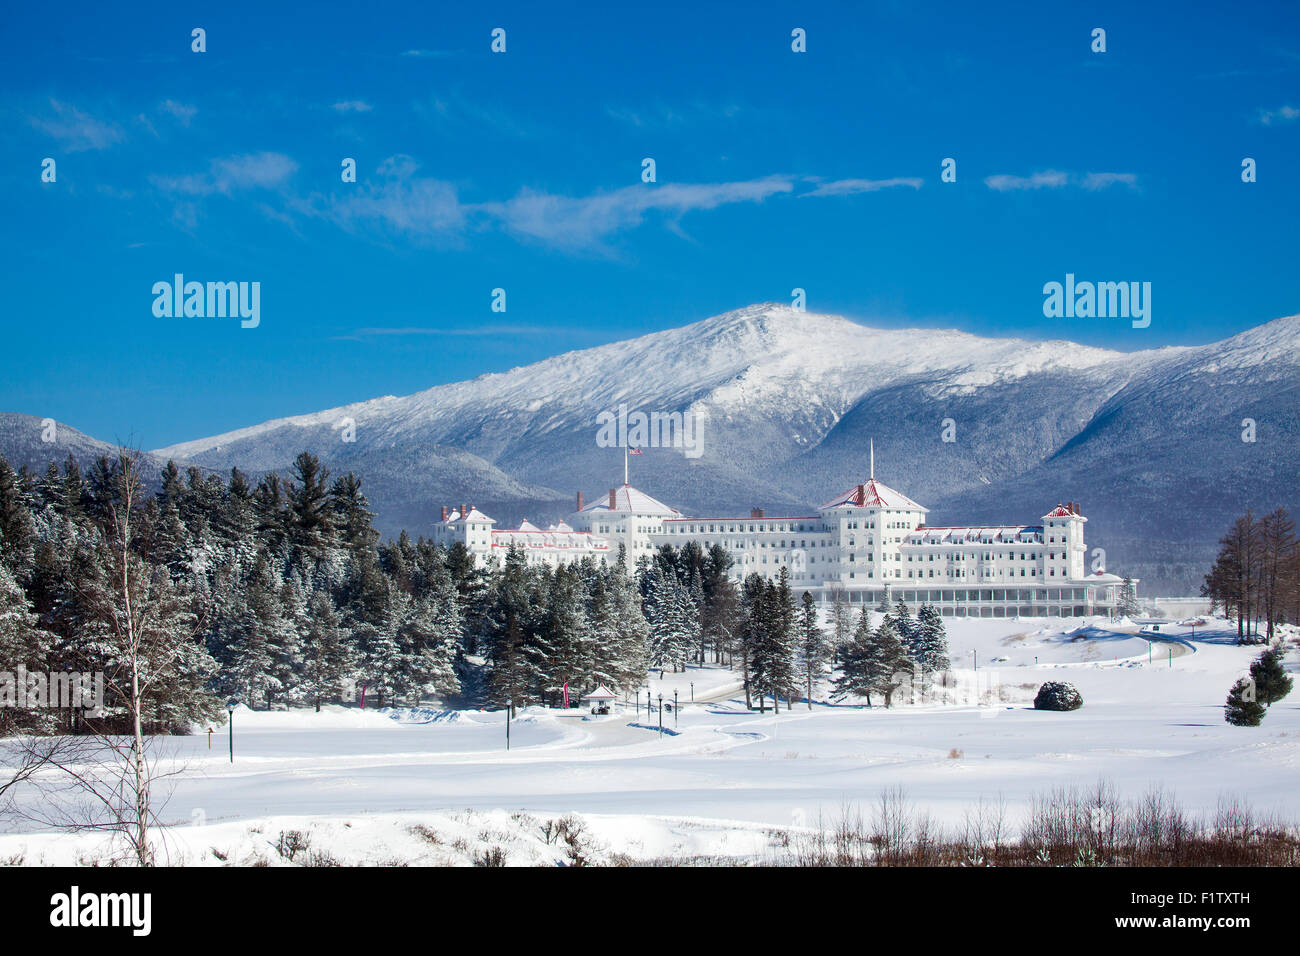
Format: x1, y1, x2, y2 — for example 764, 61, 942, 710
624, 444, 629, 486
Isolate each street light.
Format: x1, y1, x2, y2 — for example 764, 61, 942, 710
690, 681, 694, 702
226, 698, 239, 763
658, 694, 663, 738
674, 689, 678, 728
506, 697, 512, 750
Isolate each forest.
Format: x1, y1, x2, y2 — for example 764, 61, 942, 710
0, 449, 950, 734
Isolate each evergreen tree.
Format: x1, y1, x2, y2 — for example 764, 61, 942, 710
300, 591, 354, 711
484, 545, 533, 708
869, 619, 910, 708
890, 599, 917, 659
1117, 577, 1141, 617
0, 456, 36, 574
913, 603, 950, 678
1224, 677, 1265, 726
607, 549, 649, 692
1248, 644, 1293, 707
835, 607, 877, 705
795, 590, 829, 709
287, 452, 334, 562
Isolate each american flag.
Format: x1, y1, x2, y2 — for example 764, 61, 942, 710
628, 447, 643, 455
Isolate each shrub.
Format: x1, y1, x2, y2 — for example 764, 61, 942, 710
1034, 681, 1083, 711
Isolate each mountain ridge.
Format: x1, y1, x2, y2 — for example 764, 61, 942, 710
7, 304, 1299, 594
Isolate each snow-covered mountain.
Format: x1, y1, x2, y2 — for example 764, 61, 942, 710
8, 305, 1300, 593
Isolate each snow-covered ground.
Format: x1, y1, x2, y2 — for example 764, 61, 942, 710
3, 615, 1297, 865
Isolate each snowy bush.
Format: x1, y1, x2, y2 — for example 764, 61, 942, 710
1033, 681, 1083, 711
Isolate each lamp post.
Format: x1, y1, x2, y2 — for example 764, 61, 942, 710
226, 698, 238, 763
506, 697, 512, 750
657, 694, 663, 738
690, 681, 694, 702
674, 689, 678, 728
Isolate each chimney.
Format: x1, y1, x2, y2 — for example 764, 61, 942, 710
854, 484, 865, 507
750, 507, 765, 519
576, 490, 584, 512
608, 488, 616, 510
440, 506, 448, 521
460, 503, 468, 518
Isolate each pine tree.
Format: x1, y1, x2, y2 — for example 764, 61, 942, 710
758, 569, 798, 711
484, 545, 533, 708
835, 607, 877, 705
607, 550, 649, 692
0, 561, 52, 734
795, 590, 829, 709
913, 603, 950, 678
890, 599, 917, 659
869, 620, 911, 708
287, 452, 334, 563
1248, 644, 1293, 707
1224, 677, 1265, 726
300, 591, 354, 711
828, 587, 852, 664
0, 455, 36, 574
1117, 577, 1141, 617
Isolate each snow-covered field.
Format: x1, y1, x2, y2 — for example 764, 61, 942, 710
3, 615, 1297, 866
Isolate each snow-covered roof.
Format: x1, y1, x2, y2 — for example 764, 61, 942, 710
578, 483, 682, 517
584, 685, 618, 700
1042, 504, 1087, 521
517, 519, 541, 532
444, 507, 495, 525
905, 525, 1041, 544
820, 478, 927, 512
1087, 571, 1127, 583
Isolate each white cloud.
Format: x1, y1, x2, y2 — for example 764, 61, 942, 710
984, 170, 1136, 192
480, 177, 795, 248
153, 152, 298, 196
297, 155, 467, 239
332, 100, 373, 113
984, 170, 1070, 191
29, 99, 124, 152
1258, 104, 1299, 125
1080, 172, 1138, 191
160, 99, 197, 125
805, 177, 923, 197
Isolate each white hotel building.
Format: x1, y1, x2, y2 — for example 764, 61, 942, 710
433, 473, 1131, 618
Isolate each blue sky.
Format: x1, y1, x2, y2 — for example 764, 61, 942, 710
2, 0, 1298, 448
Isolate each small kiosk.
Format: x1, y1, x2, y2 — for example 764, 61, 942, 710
584, 685, 618, 715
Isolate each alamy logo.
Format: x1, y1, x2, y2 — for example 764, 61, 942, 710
595, 404, 706, 458
152, 275, 260, 328
0, 666, 103, 712
50, 886, 151, 936
1042, 273, 1150, 328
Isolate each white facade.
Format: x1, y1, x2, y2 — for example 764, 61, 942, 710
432, 504, 611, 569
434, 476, 1132, 617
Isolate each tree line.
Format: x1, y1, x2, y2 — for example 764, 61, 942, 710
1202, 508, 1300, 642
0, 449, 952, 737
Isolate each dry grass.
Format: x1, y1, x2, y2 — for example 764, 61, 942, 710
787, 783, 1300, 867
